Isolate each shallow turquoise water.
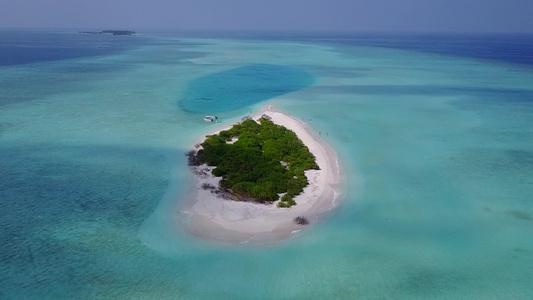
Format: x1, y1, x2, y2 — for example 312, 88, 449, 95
0, 34, 532, 299
180, 63, 314, 113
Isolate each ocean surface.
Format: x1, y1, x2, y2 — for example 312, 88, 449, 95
1, 30, 532, 299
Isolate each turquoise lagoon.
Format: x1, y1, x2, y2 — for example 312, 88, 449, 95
0, 32, 532, 299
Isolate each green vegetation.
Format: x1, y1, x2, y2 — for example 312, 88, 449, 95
192, 117, 319, 207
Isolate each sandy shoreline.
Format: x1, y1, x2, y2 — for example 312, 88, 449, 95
177, 105, 344, 244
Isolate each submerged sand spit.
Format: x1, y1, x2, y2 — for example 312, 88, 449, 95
178, 106, 344, 244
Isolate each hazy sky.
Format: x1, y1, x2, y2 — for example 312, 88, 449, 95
1, 0, 532, 33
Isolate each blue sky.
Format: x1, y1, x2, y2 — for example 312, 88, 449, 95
1, 0, 532, 33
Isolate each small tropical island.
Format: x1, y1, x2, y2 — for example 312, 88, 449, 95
79, 30, 136, 35
179, 107, 343, 244
187, 115, 319, 208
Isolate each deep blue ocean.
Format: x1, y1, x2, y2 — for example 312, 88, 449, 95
277, 33, 533, 65
1, 30, 532, 299
3, 31, 533, 67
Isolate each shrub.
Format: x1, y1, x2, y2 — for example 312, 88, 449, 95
280, 194, 292, 202
294, 216, 309, 225
278, 201, 290, 208
201, 183, 216, 190
186, 150, 201, 166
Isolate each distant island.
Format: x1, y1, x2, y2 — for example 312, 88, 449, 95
188, 115, 319, 207
79, 30, 136, 36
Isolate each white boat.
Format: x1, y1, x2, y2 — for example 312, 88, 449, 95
204, 115, 218, 122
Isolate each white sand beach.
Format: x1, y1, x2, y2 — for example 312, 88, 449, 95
178, 105, 344, 244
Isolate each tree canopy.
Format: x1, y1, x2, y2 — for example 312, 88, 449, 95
193, 117, 319, 207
